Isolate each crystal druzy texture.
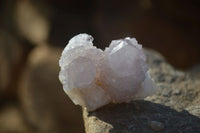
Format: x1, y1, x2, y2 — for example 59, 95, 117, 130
59, 33, 157, 111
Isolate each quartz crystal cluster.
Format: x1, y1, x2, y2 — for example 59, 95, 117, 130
59, 33, 157, 111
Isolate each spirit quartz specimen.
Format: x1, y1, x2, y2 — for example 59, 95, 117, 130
59, 33, 157, 111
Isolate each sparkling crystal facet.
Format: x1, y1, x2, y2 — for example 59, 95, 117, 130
59, 33, 157, 111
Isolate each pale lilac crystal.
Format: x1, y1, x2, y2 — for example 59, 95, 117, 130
59, 34, 110, 111
99, 37, 149, 102
59, 33, 157, 111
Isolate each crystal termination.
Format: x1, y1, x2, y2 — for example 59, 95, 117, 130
59, 34, 157, 111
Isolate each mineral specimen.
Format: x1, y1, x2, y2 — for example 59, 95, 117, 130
59, 33, 157, 111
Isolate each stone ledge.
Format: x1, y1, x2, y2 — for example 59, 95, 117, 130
83, 100, 200, 133
83, 49, 200, 133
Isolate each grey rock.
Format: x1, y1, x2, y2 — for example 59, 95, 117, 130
147, 120, 164, 131
83, 48, 200, 133
144, 49, 200, 112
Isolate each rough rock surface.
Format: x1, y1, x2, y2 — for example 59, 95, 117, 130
83, 48, 200, 133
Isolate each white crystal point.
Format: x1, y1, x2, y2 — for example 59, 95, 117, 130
59, 33, 157, 111
141, 72, 158, 98
59, 33, 110, 111
100, 37, 149, 102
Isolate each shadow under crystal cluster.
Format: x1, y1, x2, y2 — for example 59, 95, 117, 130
59, 33, 157, 111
